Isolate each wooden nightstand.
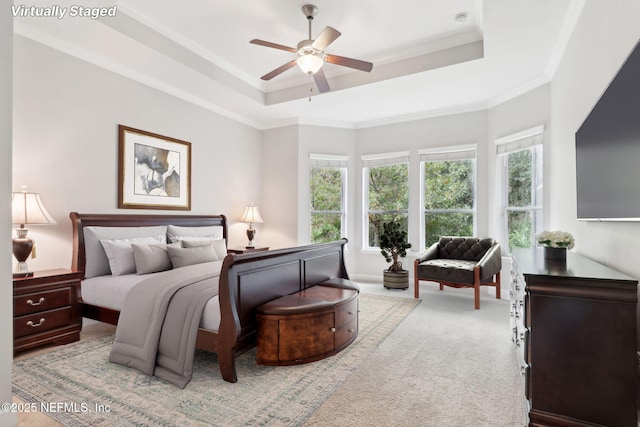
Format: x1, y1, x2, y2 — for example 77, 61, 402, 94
227, 246, 269, 254
13, 269, 83, 354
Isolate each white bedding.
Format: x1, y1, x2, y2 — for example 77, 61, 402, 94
81, 263, 222, 332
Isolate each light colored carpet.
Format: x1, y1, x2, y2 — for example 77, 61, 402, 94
12, 293, 419, 426
304, 283, 528, 427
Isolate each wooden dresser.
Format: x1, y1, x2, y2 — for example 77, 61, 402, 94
13, 269, 82, 354
256, 285, 358, 366
511, 248, 638, 427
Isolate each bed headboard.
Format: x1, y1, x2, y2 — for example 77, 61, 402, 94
70, 212, 227, 277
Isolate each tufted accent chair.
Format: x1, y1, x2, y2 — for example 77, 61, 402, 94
414, 237, 502, 309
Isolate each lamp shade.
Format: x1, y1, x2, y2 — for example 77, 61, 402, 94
12, 191, 56, 226
241, 204, 263, 224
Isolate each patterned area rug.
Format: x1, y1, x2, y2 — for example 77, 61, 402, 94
13, 293, 419, 427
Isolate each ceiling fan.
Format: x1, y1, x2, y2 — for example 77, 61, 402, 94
250, 4, 373, 93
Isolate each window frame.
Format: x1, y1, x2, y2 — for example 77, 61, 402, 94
419, 145, 477, 250
496, 126, 544, 254
362, 152, 410, 250
309, 154, 348, 244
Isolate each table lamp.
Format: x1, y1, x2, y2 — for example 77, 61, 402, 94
241, 203, 263, 248
12, 189, 56, 277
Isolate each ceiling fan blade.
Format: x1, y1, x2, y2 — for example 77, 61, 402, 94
325, 54, 373, 72
312, 26, 341, 50
260, 60, 298, 80
313, 69, 330, 93
250, 39, 297, 53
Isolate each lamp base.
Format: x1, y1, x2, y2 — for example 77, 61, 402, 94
13, 228, 33, 277
246, 227, 256, 249
14, 261, 31, 277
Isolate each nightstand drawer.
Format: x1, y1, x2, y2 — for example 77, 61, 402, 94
14, 307, 73, 338
14, 287, 72, 316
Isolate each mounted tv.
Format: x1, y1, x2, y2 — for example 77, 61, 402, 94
575, 40, 640, 221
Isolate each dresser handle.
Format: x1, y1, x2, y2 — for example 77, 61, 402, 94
347, 311, 354, 315
26, 297, 46, 306
348, 328, 355, 333
330, 327, 336, 332
27, 318, 45, 328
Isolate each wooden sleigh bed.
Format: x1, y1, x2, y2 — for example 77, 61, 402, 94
70, 212, 350, 383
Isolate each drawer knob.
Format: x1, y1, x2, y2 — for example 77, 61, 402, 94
26, 297, 46, 306
348, 311, 354, 315
330, 327, 336, 332
27, 318, 46, 328
348, 328, 355, 333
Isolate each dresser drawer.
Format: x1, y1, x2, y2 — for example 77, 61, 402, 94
335, 317, 358, 348
335, 298, 358, 327
14, 287, 72, 316
14, 307, 73, 338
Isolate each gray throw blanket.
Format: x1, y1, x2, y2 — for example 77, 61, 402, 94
109, 261, 221, 388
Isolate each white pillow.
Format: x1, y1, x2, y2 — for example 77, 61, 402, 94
132, 242, 181, 275
100, 235, 165, 276
84, 226, 167, 278
167, 244, 218, 269
181, 239, 227, 260
167, 225, 223, 243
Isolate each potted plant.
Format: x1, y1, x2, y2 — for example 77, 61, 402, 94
379, 220, 412, 289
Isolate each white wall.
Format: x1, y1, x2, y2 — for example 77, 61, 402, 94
550, 0, 640, 279
12, 36, 262, 271
1, 6, 17, 427
261, 125, 299, 249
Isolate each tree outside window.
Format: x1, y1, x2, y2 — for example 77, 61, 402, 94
310, 165, 346, 243
365, 162, 409, 248
423, 159, 475, 247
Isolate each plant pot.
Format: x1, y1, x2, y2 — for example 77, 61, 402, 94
383, 269, 409, 290
544, 247, 567, 260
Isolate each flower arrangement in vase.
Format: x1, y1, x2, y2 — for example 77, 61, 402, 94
536, 230, 575, 260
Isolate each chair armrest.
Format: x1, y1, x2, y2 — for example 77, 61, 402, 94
477, 243, 502, 281
416, 242, 439, 264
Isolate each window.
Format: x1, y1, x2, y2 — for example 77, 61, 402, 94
421, 146, 476, 248
497, 127, 543, 253
310, 155, 347, 243
363, 152, 409, 248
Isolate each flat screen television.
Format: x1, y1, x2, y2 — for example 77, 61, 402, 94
575, 40, 640, 221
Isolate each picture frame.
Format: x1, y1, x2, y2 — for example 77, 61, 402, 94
118, 125, 191, 210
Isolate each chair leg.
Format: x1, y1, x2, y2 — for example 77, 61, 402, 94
414, 260, 420, 298
474, 266, 481, 310
495, 270, 501, 300
474, 284, 480, 310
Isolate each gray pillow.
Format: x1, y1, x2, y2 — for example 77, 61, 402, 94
84, 226, 167, 278
181, 239, 227, 260
167, 225, 224, 243
132, 242, 181, 275
167, 244, 218, 269
100, 235, 166, 276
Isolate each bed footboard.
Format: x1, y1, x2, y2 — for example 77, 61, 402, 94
217, 238, 349, 382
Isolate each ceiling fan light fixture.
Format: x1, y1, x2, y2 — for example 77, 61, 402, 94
297, 53, 324, 75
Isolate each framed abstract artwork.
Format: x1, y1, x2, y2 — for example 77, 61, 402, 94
118, 125, 191, 210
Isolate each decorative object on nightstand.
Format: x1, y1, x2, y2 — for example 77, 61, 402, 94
11, 188, 56, 277
241, 203, 263, 248
13, 269, 82, 353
